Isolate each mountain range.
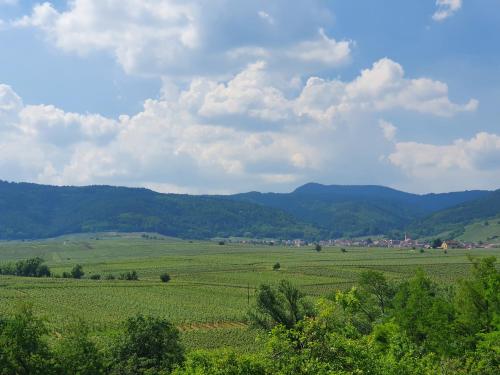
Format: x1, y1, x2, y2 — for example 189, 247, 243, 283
0, 180, 498, 241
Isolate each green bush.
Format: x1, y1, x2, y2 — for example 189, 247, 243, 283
71, 264, 85, 279
0, 257, 51, 277
111, 315, 184, 374
53, 320, 104, 375
119, 271, 139, 281
174, 350, 267, 375
160, 273, 171, 283
0, 304, 56, 374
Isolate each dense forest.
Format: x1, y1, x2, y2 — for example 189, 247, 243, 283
0, 181, 317, 240
0, 180, 498, 240
0, 256, 498, 374
228, 183, 493, 238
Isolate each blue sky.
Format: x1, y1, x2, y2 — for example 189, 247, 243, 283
0, 0, 499, 193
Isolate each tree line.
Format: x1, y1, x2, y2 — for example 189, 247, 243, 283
0, 257, 498, 374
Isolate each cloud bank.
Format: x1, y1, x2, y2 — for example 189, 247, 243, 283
1, 56, 491, 194
14, 0, 350, 76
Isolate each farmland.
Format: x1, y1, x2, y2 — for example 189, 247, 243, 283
0, 232, 498, 353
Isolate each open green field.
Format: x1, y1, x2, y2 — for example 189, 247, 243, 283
0, 233, 498, 352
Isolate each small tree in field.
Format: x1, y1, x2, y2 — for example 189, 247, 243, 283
160, 273, 171, 283
273, 262, 281, 271
315, 244, 322, 252
71, 264, 85, 279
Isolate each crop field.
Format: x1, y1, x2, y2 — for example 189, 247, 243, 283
0, 233, 498, 353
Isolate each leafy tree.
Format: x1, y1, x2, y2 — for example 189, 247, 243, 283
0, 304, 55, 375
272, 262, 280, 271
71, 264, 85, 279
248, 280, 314, 330
392, 269, 456, 355
263, 305, 382, 375
315, 244, 322, 252
454, 256, 499, 349
53, 320, 104, 375
0, 257, 51, 277
328, 289, 378, 336
111, 315, 184, 375
359, 270, 394, 315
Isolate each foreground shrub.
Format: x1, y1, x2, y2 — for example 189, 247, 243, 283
110, 315, 184, 375
0, 304, 55, 374
248, 280, 314, 330
53, 320, 104, 375
160, 273, 171, 283
173, 350, 267, 375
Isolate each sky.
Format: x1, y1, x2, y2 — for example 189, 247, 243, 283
0, 0, 499, 194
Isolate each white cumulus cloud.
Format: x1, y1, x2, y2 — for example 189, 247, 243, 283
0, 57, 487, 193
388, 132, 500, 191
433, 0, 462, 22
14, 0, 351, 76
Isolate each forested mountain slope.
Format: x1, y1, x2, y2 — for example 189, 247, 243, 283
0, 181, 316, 240
227, 183, 490, 237
407, 189, 500, 238
0, 180, 495, 240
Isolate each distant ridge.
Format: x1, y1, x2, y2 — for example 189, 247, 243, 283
408, 189, 500, 238
0, 180, 316, 240
228, 183, 491, 238
0, 180, 496, 240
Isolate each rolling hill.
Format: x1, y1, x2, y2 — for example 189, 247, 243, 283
0, 181, 317, 240
407, 189, 500, 239
226, 183, 491, 238
0, 180, 496, 240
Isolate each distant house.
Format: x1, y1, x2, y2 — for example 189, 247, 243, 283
441, 240, 463, 250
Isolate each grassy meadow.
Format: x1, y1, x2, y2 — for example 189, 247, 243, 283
0, 233, 498, 353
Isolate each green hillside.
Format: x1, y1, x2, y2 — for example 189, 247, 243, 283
456, 217, 500, 242
0, 181, 317, 240
408, 190, 500, 239
0, 180, 497, 240
229, 183, 491, 238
